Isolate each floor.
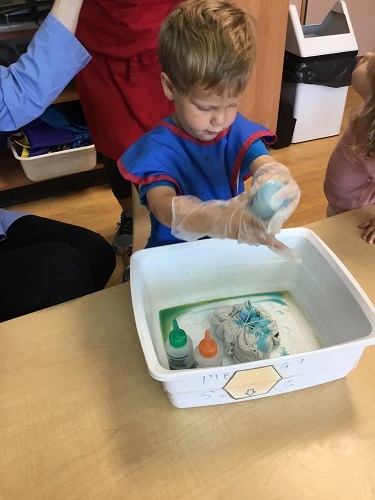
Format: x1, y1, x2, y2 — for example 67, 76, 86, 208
7, 87, 362, 287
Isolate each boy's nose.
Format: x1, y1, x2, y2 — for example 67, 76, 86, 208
210, 110, 226, 126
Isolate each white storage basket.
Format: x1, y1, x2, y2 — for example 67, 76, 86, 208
9, 140, 96, 182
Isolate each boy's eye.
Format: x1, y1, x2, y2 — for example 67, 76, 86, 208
197, 105, 212, 112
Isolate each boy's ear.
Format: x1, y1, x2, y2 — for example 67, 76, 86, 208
161, 72, 175, 101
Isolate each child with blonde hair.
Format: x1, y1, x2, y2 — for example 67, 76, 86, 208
118, 0, 300, 257
324, 49, 375, 243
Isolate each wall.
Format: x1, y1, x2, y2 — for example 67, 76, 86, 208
289, 0, 374, 55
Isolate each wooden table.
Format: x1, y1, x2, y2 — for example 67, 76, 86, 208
1, 207, 375, 499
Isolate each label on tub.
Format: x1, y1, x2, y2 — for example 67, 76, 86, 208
224, 365, 282, 399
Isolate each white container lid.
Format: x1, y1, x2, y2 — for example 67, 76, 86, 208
285, 1, 358, 58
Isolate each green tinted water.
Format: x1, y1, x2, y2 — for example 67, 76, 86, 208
159, 290, 322, 360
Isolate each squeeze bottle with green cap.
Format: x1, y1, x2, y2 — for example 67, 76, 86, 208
195, 329, 223, 368
165, 319, 195, 370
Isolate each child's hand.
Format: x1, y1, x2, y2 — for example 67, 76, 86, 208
359, 218, 375, 244
171, 192, 300, 261
250, 162, 301, 234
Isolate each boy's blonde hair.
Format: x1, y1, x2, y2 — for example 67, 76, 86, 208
351, 58, 375, 157
158, 0, 256, 96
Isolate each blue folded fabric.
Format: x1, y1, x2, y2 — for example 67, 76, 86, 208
21, 103, 92, 156
22, 117, 76, 157
40, 104, 92, 148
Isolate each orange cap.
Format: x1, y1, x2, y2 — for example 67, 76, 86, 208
199, 330, 217, 358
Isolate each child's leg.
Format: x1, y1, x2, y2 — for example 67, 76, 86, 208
102, 155, 133, 254
102, 155, 132, 212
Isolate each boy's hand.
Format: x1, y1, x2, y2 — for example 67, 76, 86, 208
171, 191, 270, 242
171, 192, 300, 261
250, 162, 301, 234
359, 218, 375, 244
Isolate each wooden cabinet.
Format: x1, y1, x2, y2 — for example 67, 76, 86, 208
235, 0, 289, 131
0, 0, 289, 206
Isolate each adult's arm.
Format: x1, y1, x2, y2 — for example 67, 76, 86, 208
50, 0, 84, 34
0, 2, 90, 131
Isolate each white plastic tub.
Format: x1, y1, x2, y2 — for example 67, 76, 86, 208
130, 228, 375, 408
9, 140, 96, 182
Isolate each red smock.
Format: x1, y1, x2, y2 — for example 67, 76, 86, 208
75, 0, 180, 160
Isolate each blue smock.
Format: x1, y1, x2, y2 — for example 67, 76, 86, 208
119, 113, 276, 247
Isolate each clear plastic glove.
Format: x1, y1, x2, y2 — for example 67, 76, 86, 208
171, 192, 300, 261
250, 162, 301, 234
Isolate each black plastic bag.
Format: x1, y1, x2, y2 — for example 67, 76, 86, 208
270, 99, 296, 150
282, 50, 358, 88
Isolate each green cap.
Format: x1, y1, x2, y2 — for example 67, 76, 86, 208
169, 319, 187, 348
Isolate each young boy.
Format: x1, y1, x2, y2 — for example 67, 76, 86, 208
118, 0, 300, 255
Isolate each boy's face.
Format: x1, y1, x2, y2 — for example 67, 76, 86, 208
161, 74, 242, 141
351, 49, 375, 99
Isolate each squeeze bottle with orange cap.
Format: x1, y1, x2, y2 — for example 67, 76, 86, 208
165, 319, 195, 370
194, 330, 223, 368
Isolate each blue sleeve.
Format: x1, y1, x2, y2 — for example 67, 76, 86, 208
0, 14, 91, 131
244, 138, 270, 166
139, 180, 176, 205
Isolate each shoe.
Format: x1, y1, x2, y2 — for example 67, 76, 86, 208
113, 211, 133, 255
